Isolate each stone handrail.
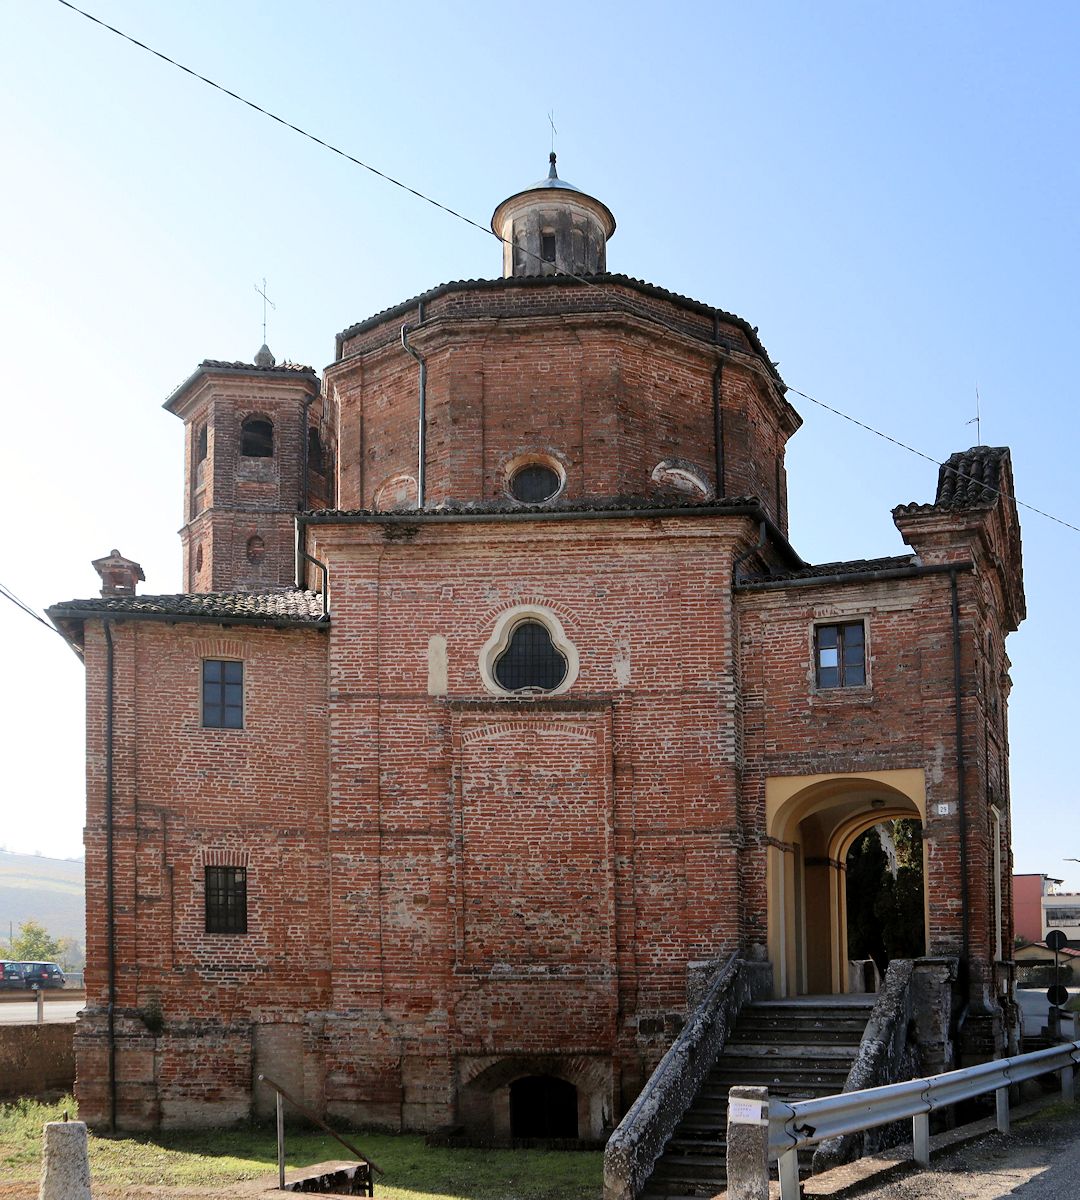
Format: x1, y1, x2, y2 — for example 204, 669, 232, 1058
811, 958, 917, 1172
603, 954, 767, 1200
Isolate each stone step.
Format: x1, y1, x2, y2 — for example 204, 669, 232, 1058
666, 1136, 729, 1156
733, 1014, 869, 1035
728, 1022, 867, 1042
681, 1084, 840, 1118
649, 1153, 728, 1181
701, 1067, 851, 1090
715, 1042, 860, 1062
642, 999, 872, 1199
640, 1188, 719, 1200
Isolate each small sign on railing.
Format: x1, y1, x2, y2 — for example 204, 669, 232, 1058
728, 1097, 768, 1126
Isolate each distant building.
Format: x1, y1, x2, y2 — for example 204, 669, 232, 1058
51, 156, 1026, 1134
1014, 874, 1080, 944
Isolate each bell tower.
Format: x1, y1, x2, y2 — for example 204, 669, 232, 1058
491, 153, 615, 278
164, 346, 322, 593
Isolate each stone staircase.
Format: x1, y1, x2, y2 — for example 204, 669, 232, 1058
641, 995, 876, 1200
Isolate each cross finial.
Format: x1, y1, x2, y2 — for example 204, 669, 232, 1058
254, 277, 276, 344
548, 109, 557, 155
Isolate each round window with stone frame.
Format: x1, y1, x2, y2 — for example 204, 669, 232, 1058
507, 460, 563, 505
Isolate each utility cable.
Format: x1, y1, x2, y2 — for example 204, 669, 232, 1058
786, 386, 1080, 534
0, 583, 65, 637
50, 0, 1080, 537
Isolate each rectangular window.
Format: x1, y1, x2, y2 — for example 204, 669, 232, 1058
540, 231, 556, 263
815, 621, 866, 688
205, 866, 247, 933
202, 659, 243, 728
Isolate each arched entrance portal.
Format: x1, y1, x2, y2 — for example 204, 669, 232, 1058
765, 769, 928, 997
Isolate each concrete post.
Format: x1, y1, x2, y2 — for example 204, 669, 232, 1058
726, 1085, 770, 1200
39, 1119, 92, 1200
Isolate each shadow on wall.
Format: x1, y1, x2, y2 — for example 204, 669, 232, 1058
0, 1024, 75, 1100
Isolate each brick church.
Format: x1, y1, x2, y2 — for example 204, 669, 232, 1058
51, 156, 1025, 1137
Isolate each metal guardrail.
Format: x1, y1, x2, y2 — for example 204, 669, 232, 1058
764, 1040, 1080, 1199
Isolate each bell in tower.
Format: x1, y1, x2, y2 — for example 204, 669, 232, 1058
490, 153, 615, 279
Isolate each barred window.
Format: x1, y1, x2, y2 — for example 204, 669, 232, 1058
815, 622, 866, 689
205, 866, 247, 934
494, 621, 568, 692
202, 659, 243, 728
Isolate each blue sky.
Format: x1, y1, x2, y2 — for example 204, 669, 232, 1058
1, 1, 1078, 886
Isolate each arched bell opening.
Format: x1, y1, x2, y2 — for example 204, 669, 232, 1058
766, 770, 928, 998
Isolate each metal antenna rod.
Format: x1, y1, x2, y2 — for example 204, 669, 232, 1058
254, 277, 276, 343
966, 384, 981, 444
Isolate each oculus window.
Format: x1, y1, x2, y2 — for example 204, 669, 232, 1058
815, 622, 865, 689
494, 620, 568, 692
203, 659, 243, 728
509, 464, 561, 504
205, 866, 247, 934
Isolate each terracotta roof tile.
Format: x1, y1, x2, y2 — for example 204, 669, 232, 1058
334, 273, 785, 385
48, 589, 326, 624
304, 495, 766, 521
744, 554, 916, 584
934, 446, 1009, 509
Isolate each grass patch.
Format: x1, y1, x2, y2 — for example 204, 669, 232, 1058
0, 1097, 602, 1199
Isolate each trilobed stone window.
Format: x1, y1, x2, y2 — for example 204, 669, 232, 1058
494, 620, 568, 692
241, 417, 274, 458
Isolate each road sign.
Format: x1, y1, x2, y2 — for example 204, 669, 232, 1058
1046, 929, 1068, 951
1048, 983, 1069, 1007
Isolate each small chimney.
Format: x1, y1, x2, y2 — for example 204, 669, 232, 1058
92, 549, 145, 597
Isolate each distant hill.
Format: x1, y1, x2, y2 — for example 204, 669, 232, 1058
0, 850, 85, 950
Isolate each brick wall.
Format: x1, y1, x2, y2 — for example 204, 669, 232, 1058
327, 280, 796, 533
78, 619, 329, 1127
0, 1024, 74, 1100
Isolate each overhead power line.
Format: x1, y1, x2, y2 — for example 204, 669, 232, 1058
51, 0, 1080, 537
786, 387, 1080, 534
0, 583, 63, 637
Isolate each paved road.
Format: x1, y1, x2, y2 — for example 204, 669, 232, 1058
0, 998, 82, 1025
827, 1102, 1080, 1200
1016, 987, 1079, 1039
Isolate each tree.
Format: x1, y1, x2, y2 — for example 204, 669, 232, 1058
846, 819, 926, 971
9, 920, 64, 962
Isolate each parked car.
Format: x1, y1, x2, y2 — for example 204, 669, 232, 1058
15, 962, 66, 990
0, 961, 25, 989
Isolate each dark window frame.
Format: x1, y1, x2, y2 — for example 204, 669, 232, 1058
240, 416, 274, 458
540, 231, 557, 263
202, 659, 244, 728
814, 621, 866, 689
204, 865, 248, 934
509, 463, 561, 504
494, 619, 568, 692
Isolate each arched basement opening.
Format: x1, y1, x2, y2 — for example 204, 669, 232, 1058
509, 1075, 579, 1139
